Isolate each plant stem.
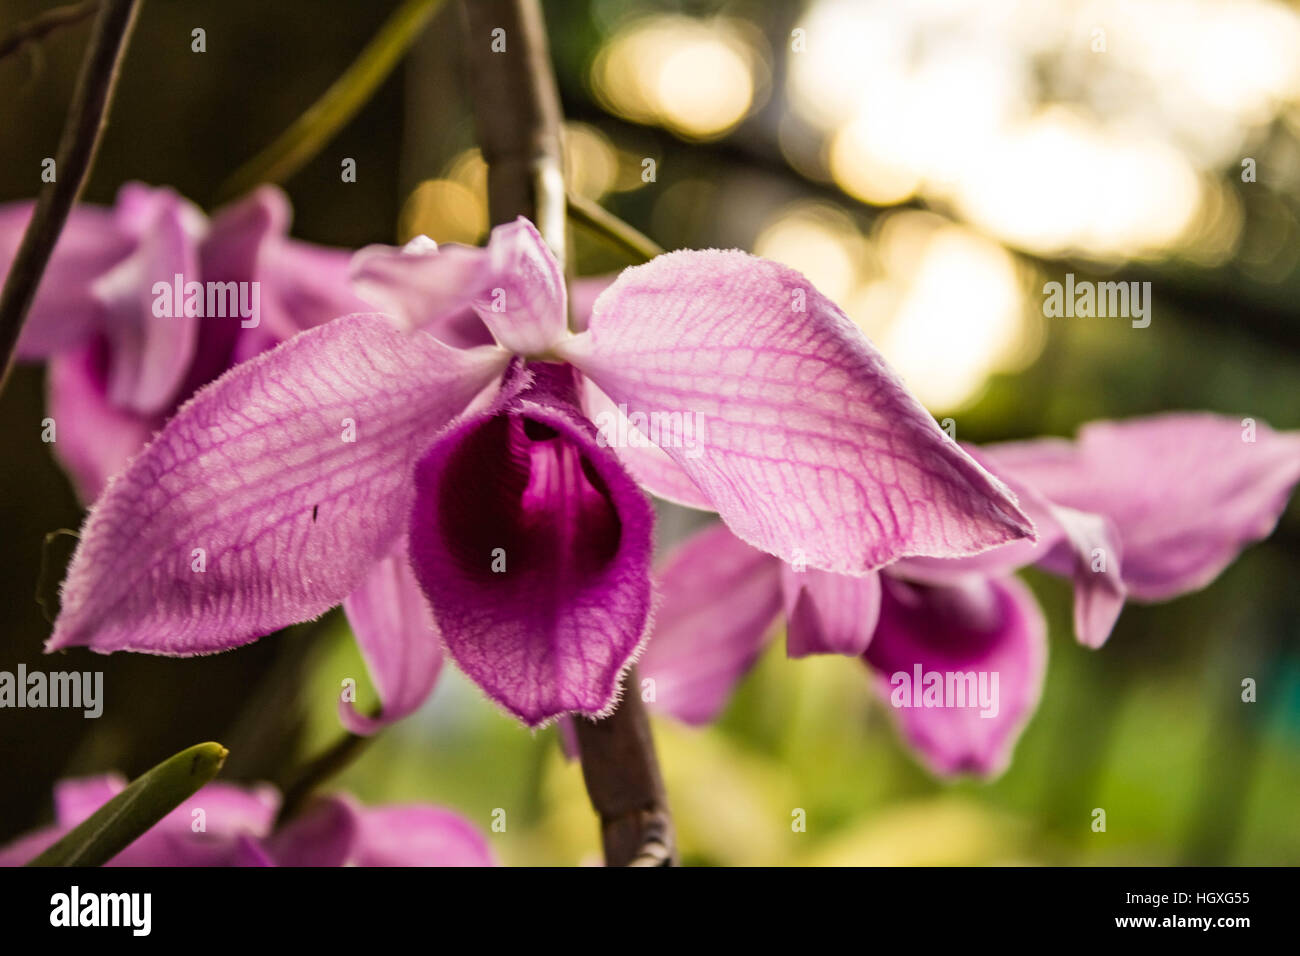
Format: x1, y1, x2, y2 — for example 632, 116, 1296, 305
0, 0, 140, 398
0, 0, 100, 61
458, 0, 676, 866
573, 669, 676, 866
567, 190, 664, 264
460, 0, 565, 257
275, 731, 373, 827
215, 0, 445, 203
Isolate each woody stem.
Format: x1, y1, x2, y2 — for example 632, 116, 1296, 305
458, 0, 676, 866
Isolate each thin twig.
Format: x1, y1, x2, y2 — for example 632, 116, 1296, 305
567, 190, 664, 264
0, 0, 100, 61
0, 0, 140, 398
459, 0, 676, 866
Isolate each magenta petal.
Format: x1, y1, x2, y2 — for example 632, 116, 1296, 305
558, 250, 1035, 574
205, 186, 371, 352
408, 362, 654, 726
473, 218, 567, 355
47, 341, 157, 502
895, 446, 1127, 647
1038, 504, 1126, 648
264, 796, 360, 867
640, 522, 782, 724
352, 805, 498, 866
781, 565, 881, 658
0, 827, 61, 867
4, 775, 280, 867
983, 413, 1300, 601
105, 781, 279, 867
3, 201, 134, 358
865, 574, 1047, 779
351, 218, 566, 354
340, 544, 444, 734
93, 188, 204, 414
49, 316, 511, 655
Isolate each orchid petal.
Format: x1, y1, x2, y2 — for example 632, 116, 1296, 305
47, 341, 157, 502
351, 805, 499, 866
49, 315, 511, 655
781, 565, 881, 658
263, 796, 359, 867
204, 186, 371, 355
558, 250, 1034, 575
2, 202, 134, 358
1038, 504, 1126, 648
340, 543, 443, 734
0, 775, 279, 867
408, 362, 653, 726
92, 187, 204, 414
351, 218, 566, 354
640, 522, 782, 724
581, 375, 713, 509
894, 446, 1127, 647
865, 574, 1047, 779
983, 413, 1300, 601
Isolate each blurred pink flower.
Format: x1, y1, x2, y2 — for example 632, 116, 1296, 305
0, 775, 495, 867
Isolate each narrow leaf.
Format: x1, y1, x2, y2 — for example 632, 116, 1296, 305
27, 742, 228, 866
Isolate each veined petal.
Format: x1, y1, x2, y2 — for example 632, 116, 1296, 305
894, 445, 1127, 647
640, 522, 782, 724
351, 218, 566, 354
557, 250, 1034, 575
582, 375, 713, 509
865, 574, 1047, 779
408, 362, 654, 727
982, 413, 1300, 601
340, 544, 443, 734
781, 564, 881, 658
49, 315, 511, 655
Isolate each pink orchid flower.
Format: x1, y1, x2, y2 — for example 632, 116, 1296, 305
637, 414, 1300, 777
1, 183, 368, 501
47, 216, 1035, 730
0, 776, 494, 867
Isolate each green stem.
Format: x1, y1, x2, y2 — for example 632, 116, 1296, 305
567, 191, 664, 264
215, 0, 444, 202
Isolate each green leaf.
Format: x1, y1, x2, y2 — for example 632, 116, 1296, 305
27, 742, 228, 867
216, 0, 445, 202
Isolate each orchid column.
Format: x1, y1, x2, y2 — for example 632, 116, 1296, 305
459, 0, 676, 867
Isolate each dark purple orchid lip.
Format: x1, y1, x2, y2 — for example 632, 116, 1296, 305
408, 361, 655, 726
